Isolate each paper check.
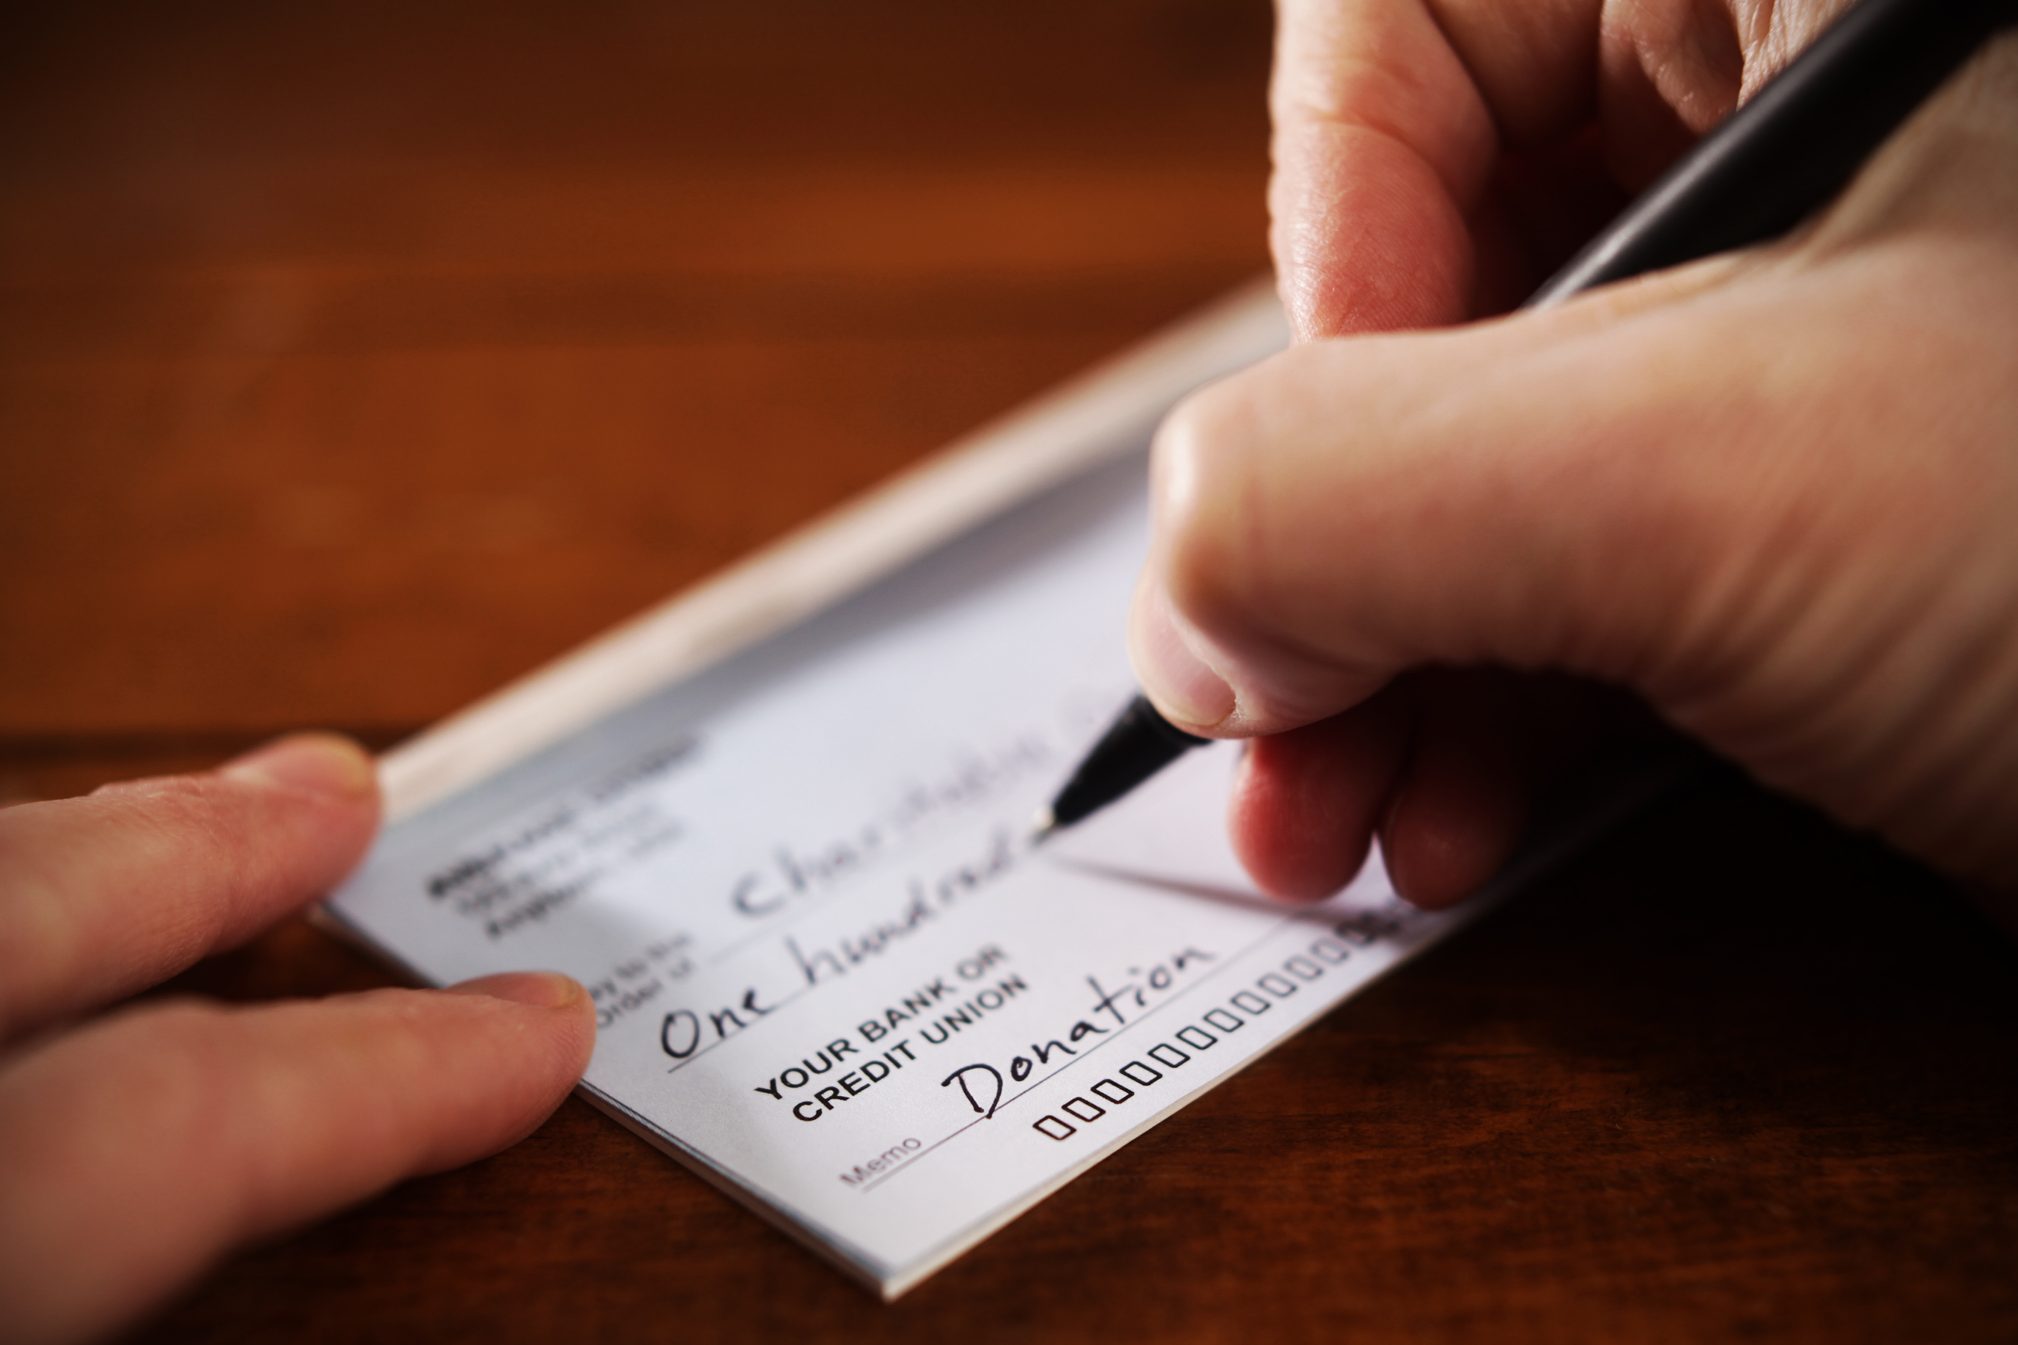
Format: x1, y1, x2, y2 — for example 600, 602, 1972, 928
329, 286, 1495, 1296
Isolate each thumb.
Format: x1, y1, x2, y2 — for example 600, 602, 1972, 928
1128, 271, 1762, 739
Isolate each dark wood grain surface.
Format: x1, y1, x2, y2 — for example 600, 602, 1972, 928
4, 3, 2014, 1341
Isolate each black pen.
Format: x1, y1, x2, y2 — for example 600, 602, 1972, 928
1033, 0, 2018, 845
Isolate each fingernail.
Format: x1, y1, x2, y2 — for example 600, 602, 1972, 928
450, 971, 585, 1010
1130, 585, 1234, 730
223, 733, 377, 799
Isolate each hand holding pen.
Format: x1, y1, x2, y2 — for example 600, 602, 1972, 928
1046, 0, 2018, 913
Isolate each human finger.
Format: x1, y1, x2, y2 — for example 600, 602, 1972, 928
1269, 0, 1601, 338
1226, 682, 1414, 901
0, 734, 381, 1042
0, 974, 595, 1345
1230, 669, 1621, 907
1269, 0, 1864, 338
1375, 672, 1578, 908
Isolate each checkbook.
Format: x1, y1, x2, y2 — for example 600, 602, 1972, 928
329, 283, 1605, 1297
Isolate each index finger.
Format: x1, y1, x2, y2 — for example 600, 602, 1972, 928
1269, 0, 1600, 337
0, 735, 381, 1042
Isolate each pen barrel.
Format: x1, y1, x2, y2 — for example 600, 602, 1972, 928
1531, 0, 2018, 308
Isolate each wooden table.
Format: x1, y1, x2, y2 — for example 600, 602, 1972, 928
4, 2, 2015, 1340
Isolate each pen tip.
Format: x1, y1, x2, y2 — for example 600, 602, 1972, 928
1026, 808, 1057, 849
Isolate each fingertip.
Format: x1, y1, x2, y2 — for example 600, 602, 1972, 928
447, 973, 597, 1098
1228, 699, 1413, 901
1381, 812, 1509, 910
1128, 578, 1235, 733
201, 733, 384, 889
1381, 756, 1528, 911
1230, 742, 1369, 900
220, 732, 378, 803
451, 970, 587, 1012
225, 734, 382, 861
458, 971, 598, 1074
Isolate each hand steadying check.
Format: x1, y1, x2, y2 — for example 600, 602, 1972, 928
0, 735, 594, 1345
